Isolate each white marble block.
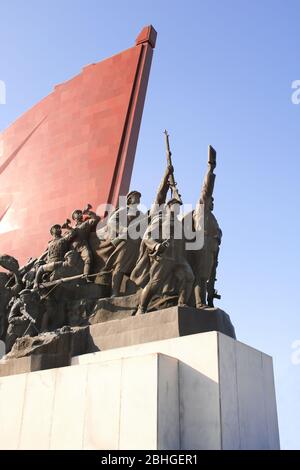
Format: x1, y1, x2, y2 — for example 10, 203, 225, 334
0, 332, 280, 449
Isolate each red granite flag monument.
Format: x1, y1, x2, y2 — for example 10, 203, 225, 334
0, 26, 157, 264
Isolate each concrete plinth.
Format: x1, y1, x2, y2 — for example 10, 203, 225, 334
88, 305, 236, 352
0, 332, 279, 450
0, 306, 235, 377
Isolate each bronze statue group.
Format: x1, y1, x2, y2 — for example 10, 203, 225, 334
0, 142, 221, 354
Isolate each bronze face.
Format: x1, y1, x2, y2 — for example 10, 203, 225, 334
50, 225, 62, 237
72, 210, 83, 223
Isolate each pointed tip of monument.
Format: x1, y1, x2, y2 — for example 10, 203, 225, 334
135, 25, 157, 48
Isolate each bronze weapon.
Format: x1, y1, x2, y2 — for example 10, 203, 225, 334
164, 130, 182, 204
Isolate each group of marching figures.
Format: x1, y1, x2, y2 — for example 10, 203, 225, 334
0, 146, 222, 353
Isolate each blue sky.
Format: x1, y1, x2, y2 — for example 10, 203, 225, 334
1, 0, 299, 449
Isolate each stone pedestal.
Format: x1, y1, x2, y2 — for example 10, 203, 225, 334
0, 332, 280, 449
88, 305, 236, 352
0, 306, 235, 377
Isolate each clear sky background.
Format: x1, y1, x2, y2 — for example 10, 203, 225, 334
0, 0, 299, 449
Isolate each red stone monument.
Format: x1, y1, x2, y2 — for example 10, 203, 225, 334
0, 25, 157, 264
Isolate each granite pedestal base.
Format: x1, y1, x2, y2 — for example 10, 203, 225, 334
0, 332, 279, 449
0, 306, 235, 377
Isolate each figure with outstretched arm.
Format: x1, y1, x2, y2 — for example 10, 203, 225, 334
131, 163, 194, 315
64, 204, 100, 278
187, 145, 222, 308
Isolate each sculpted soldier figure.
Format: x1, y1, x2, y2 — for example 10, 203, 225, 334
22, 260, 45, 289
65, 205, 100, 278
34, 250, 82, 288
6, 289, 41, 352
104, 190, 146, 297
186, 146, 222, 307
22, 224, 74, 289
0, 254, 24, 340
131, 164, 194, 314
0, 273, 10, 340
33, 250, 83, 330
47, 224, 73, 263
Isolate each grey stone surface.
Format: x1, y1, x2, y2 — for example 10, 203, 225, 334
89, 305, 236, 352
89, 293, 139, 323
0, 333, 280, 449
88, 292, 179, 323
0, 305, 235, 377
6, 326, 89, 358
73, 330, 222, 449
118, 354, 159, 449
157, 355, 180, 449
50, 363, 88, 449
83, 359, 122, 449
0, 354, 70, 378
218, 333, 280, 449
0, 372, 27, 449
0, 326, 96, 377
19, 369, 57, 449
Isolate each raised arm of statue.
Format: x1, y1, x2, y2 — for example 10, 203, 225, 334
85, 209, 100, 222
199, 145, 216, 204
82, 210, 101, 229
155, 165, 173, 206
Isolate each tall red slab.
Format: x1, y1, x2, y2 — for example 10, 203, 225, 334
0, 26, 157, 264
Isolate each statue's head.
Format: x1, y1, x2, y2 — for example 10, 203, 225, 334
50, 224, 62, 237
126, 190, 141, 206
19, 289, 32, 302
166, 198, 182, 217
72, 209, 83, 223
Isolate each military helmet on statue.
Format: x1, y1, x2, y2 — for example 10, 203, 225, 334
126, 190, 141, 205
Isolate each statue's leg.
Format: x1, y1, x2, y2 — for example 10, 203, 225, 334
192, 249, 206, 308
194, 280, 202, 308
207, 251, 218, 307
34, 262, 55, 288
207, 278, 215, 307
137, 260, 171, 314
81, 246, 92, 276
177, 263, 194, 306
5, 326, 18, 353
111, 270, 124, 297
198, 278, 207, 307
136, 281, 158, 314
